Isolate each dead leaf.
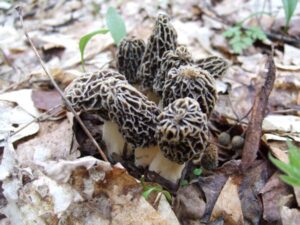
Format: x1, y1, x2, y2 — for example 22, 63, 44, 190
0, 143, 175, 225
0, 101, 39, 146
16, 120, 78, 166
0, 89, 39, 117
239, 160, 272, 225
210, 176, 244, 225
280, 206, 300, 225
31, 89, 63, 114
260, 173, 292, 223
174, 184, 206, 222
294, 187, 300, 207
262, 115, 300, 133
284, 44, 300, 66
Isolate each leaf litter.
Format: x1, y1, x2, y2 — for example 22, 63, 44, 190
0, 0, 300, 224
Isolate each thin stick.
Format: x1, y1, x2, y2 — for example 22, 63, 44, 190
16, 6, 108, 162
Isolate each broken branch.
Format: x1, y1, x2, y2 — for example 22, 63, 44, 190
241, 55, 276, 171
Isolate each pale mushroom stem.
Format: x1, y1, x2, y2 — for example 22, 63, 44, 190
102, 121, 126, 157
149, 151, 185, 183
135, 145, 160, 167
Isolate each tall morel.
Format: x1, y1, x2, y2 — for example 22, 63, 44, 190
116, 37, 145, 84
137, 13, 177, 91
153, 45, 193, 96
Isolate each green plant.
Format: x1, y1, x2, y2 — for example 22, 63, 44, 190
140, 176, 172, 202
282, 0, 298, 31
180, 179, 189, 187
223, 12, 268, 54
269, 142, 300, 186
79, 6, 126, 70
193, 167, 203, 176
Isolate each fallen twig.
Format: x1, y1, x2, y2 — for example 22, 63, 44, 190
241, 55, 276, 171
16, 6, 108, 162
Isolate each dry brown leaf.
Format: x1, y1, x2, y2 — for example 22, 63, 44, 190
280, 206, 300, 225
16, 120, 78, 166
0, 142, 176, 225
32, 89, 63, 112
294, 187, 300, 207
0, 89, 39, 117
0, 101, 39, 147
210, 176, 244, 225
260, 173, 292, 223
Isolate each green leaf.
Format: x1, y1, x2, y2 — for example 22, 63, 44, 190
79, 29, 109, 70
142, 186, 162, 199
161, 190, 172, 202
180, 179, 189, 187
248, 26, 267, 41
242, 36, 254, 46
269, 153, 300, 178
282, 0, 299, 28
223, 26, 241, 38
193, 168, 203, 176
232, 42, 244, 54
280, 175, 300, 186
287, 142, 300, 168
106, 7, 126, 45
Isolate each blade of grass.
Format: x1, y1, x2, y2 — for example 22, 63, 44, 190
282, 0, 298, 28
106, 7, 126, 46
79, 29, 109, 70
269, 153, 299, 178
280, 175, 300, 186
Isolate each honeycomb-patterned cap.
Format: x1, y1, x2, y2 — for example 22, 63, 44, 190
153, 45, 193, 96
108, 82, 161, 148
64, 69, 160, 148
196, 56, 229, 80
64, 69, 126, 118
156, 97, 209, 164
116, 37, 145, 84
162, 65, 217, 116
137, 13, 177, 90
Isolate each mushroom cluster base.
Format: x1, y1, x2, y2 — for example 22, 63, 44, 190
149, 151, 185, 183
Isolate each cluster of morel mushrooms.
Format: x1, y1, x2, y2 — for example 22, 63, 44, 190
64, 14, 229, 184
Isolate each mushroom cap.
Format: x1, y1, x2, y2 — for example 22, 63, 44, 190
64, 69, 160, 148
116, 37, 145, 84
137, 13, 177, 90
153, 45, 193, 95
156, 97, 209, 164
108, 82, 160, 148
64, 70, 126, 119
196, 56, 229, 80
162, 65, 217, 116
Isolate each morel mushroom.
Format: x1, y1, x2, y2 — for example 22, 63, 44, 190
137, 13, 177, 92
64, 70, 160, 158
116, 37, 145, 84
199, 143, 218, 170
149, 97, 209, 183
162, 65, 217, 116
153, 45, 193, 96
196, 56, 229, 80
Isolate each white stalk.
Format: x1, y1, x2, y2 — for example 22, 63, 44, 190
149, 151, 185, 183
134, 145, 159, 167
102, 121, 126, 157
